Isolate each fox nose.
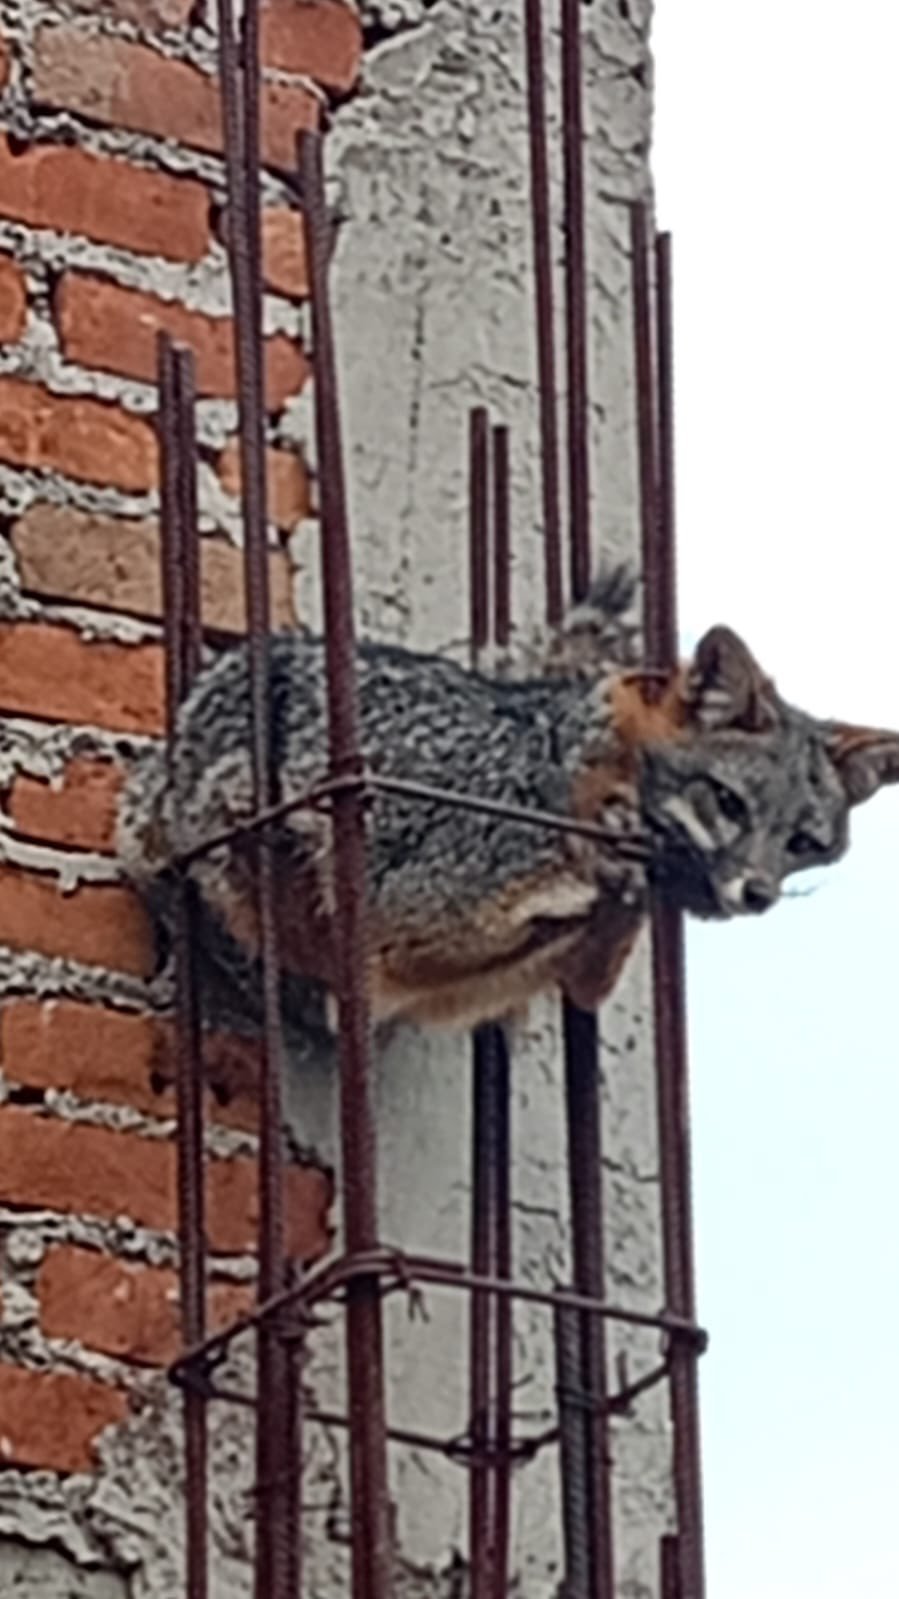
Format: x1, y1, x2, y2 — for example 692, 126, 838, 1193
742, 875, 778, 914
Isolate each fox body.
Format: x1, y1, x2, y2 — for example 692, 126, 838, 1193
118, 607, 899, 1033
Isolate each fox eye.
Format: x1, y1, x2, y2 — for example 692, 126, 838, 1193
710, 781, 747, 823
787, 829, 826, 858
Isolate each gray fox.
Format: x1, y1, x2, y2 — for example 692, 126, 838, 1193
118, 590, 899, 1033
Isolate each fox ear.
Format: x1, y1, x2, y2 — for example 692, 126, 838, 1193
685, 626, 778, 733
825, 722, 899, 805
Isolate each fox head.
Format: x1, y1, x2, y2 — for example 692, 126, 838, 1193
638, 626, 899, 919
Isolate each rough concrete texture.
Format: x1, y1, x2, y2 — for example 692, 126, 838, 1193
0, 0, 673, 1595
0, 1541, 127, 1598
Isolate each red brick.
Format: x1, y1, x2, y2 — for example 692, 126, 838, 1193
0, 1106, 333, 1257
8, 757, 123, 854
146, 1026, 265, 1134
0, 136, 210, 263
2, 999, 262, 1133
217, 440, 311, 532
11, 504, 295, 632
0, 256, 26, 344
38, 1245, 253, 1367
0, 377, 157, 492
68, 0, 194, 25
33, 27, 319, 170
0, 621, 164, 734
0, 865, 153, 976
261, 206, 309, 299
56, 274, 309, 408
0, 1364, 128, 1473
261, 0, 363, 93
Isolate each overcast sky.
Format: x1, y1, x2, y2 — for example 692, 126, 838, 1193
652, 5, 899, 1594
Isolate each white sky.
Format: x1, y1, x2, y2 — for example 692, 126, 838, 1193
652, 4, 899, 1594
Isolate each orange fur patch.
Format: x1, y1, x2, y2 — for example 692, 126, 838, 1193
609, 669, 688, 752
570, 751, 637, 822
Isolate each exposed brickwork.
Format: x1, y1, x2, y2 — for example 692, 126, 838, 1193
0, 0, 356, 1512
0, 865, 153, 975
217, 440, 312, 531
56, 274, 310, 406
260, 0, 364, 92
0, 622, 164, 734
2, 999, 261, 1133
0, 136, 210, 262
261, 207, 309, 299
0, 1106, 333, 1257
0, 377, 158, 491
0, 255, 27, 343
38, 1244, 254, 1366
0, 1364, 129, 1473
12, 504, 295, 632
8, 757, 124, 854
33, 27, 321, 170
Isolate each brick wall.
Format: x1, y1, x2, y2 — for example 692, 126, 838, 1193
0, 0, 355, 1521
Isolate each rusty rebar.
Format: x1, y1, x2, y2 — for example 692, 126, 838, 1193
561, 0, 591, 604
632, 223, 705, 1599
629, 202, 662, 675
562, 1002, 615, 1599
468, 1026, 513, 1599
491, 425, 511, 648
484, 422, 512, 1599
660, 1533, 682, 1599
183, 1348, 675, 1458
469, 1026, 495, 1599
217, 4, 299, 1595
556, 12, 615, 1583
158, 334, 208, 1599
554, 1300, 591, 1599
522, 0, 563, 623
653, 232, 678, 671
652, 905, 704, 1599
171, 1246, 705, 1383
490, 1029, 512, 1599
299, 126, 392, 1599
176, 769, 651, 872
469, 407, 490, 658
468, 401, 513, 1598
159, 340, 202, 696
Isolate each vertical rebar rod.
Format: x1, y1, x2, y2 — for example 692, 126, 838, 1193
652, 904, 703, 1599
560, 0, 591, 604
491, 425, 511, 649
557, 10, 614, 1586
216, 5, 298, 1596
653, 232, 679, 670
300, 127, 392, 1599
554, 1300, 592, 1599
158, 334, 207, 1599
629, 203, 662, 669
523, 0, 563, 624
490, 1028, 512, 1599
484, 432, 513, 1599
631, 220, 706, 1599
469, 407, 491, 659
562, 1002, 615, 1599
660, 1533, 682, 1599
468, 1025, 513, 1599
468, 409, 514, 1599
469, 1026, 496, 1599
